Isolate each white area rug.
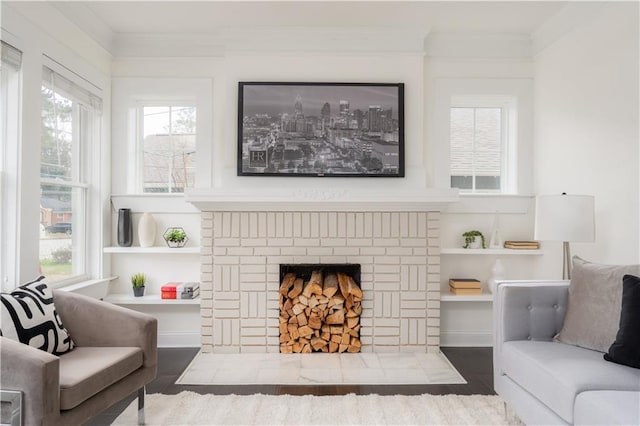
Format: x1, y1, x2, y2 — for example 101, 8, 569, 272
176, 352, 466, 385
114, 391, 521, 425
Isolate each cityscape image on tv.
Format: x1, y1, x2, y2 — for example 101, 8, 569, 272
239, 84, 403, 176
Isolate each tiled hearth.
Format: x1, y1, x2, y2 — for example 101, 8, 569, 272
177, 352, 465, 385
199, 211, 441, 353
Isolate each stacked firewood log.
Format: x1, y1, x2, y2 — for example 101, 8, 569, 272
279, 271, 362, 353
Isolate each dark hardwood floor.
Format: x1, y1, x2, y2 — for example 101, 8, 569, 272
87, 346, 494, 425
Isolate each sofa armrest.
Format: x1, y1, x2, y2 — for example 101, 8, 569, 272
52, 290, 157, 368
494, 280, 569, 345
0, 337, 60, 425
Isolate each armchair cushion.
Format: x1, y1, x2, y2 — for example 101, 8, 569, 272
0, 277, 74, 355
501, 340, 640, 423
59, 347, 143, 410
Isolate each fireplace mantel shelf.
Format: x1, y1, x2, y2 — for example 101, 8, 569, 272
185, 188, 459, 212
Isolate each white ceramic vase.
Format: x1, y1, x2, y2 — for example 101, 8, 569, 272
138, 212, 156, 247
469, 236, 482, 249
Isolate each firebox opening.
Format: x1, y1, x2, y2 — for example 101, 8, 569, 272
278, 263, 362, 354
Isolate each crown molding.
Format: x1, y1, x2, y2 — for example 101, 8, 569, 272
49, 2, 114, 54
425, 32, 532, 59
113, 33, 227, 58
531, 2, 607, 56
112, 27, 430, 58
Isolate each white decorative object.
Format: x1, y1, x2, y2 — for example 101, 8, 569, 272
487, 258, 506, 294
489, 211, 503, 249
138, 212, 156, 247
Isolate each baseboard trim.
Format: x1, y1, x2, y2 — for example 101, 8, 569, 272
158, 332, 200, 348
440, 331, 492, 347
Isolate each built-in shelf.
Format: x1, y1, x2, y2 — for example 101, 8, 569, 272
440, 293, 493, 302
104, 294, 200, 305
441, 248, 542, 255
103, 247, 200, 254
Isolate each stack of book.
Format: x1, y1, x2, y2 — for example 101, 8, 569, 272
179, 282, 200, 299
449, 278, 482, 295
161, 282, 179, 299
161, 282, 200, 299
504, 240, 540, 250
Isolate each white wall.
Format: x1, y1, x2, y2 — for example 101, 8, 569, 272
534, 2, 640, 267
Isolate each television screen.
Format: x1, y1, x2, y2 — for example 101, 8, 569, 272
238, 82, 404, 177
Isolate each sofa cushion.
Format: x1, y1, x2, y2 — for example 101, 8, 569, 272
0, 277, 75, 355
574, 391, 640, 425
59, 346, 143, 410
556, 257, 640, 353
605, 274, 640, 369
501, 340, 640, 423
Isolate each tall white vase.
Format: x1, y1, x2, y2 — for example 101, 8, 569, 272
138, 212, 156, 247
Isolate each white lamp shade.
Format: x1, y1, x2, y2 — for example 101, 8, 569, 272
534, 194, 595, 242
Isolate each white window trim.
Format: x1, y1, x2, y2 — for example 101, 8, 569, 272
40, 57, 104, 288
2, 6, 110, 289
0, 39, 23, 291
450, 96, 517, 194
111, 78, 213, 198
430, 78, 533, 196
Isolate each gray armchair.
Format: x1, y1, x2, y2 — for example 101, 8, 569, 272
1, 290, 157, 425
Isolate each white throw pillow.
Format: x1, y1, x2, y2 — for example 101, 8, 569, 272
0, 276, 75, 355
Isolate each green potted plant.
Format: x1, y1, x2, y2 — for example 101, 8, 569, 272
462, 230, 486, 249
163, 227, 188, 248
131, 273, 146, 297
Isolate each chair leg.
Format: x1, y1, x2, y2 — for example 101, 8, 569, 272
137, 387, 145, 425
503, 401, 517, 422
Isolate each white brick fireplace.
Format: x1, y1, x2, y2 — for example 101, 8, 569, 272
188, 190, 457, 354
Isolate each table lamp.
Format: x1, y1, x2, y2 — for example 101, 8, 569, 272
534, 193, 595, 279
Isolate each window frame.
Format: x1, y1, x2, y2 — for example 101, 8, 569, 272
0, 40, 23, 292
111, 78, 213, 197
39, 60, 103, 287
431, 78, 533, 196
135, 101, 197, 194
450, 95, 516, 194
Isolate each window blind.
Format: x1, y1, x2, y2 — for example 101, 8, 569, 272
42, 65, 102, 113
1, 41, 22, 70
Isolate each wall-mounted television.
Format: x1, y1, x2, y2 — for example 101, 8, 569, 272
238, 82, 404, 177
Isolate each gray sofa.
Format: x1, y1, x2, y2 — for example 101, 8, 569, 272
494, 280, 640, 425
0, 290, 157, 425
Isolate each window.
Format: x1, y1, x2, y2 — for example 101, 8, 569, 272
1, 41, 22, 290
40, 65, 102, 284
138, 105, 196, 193
450, 97, 515, 193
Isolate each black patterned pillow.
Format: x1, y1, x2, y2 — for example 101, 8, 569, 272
0, 276, 74, 355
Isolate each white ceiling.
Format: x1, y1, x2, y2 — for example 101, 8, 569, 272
47, 1, 569, 53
